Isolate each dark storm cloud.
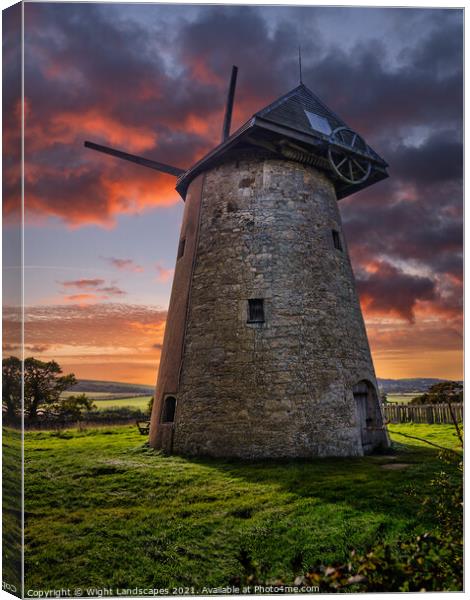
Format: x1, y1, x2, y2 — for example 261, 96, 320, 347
23, 3, 215, 157
13, 4, 462, 324
387, 130, 463, 185
342, 181, 462, 322
3, 3, 22, 219
303, 10, 463, 139
355, 260, 436, 323
342, 179, 463, 279
3, 4, 22, 120
177, 6, 316, 103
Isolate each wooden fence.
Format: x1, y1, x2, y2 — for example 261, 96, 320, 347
382, 403, 463, 425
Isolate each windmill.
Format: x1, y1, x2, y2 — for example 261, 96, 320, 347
85, 65, 390, 458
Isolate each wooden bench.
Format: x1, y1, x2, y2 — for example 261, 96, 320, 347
136, 420, 150, 435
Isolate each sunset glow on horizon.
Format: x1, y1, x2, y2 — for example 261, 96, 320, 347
3, 4, 463, 385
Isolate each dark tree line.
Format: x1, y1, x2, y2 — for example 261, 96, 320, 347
411, 381, 463, 405
2, 356, 94, 424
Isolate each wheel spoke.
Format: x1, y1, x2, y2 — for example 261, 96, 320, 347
328, 127, 371, 185
352, 158, 366, 173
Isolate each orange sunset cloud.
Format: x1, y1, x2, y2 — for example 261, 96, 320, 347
3, 303, 167, 385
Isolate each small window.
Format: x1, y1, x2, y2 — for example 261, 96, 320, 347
247, 299, 265, 323
177, 238, 186, 259
332, 230, 343, 251
304, 110, 332, 135
161, 396, 176, 423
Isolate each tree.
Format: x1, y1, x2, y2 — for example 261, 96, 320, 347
45, 393, 95, 423
2, 356, 21, 422
411, 381, 463, 405
24, 358, 76, 422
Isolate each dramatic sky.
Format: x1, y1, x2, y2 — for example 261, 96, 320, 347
3, 3, 463, 384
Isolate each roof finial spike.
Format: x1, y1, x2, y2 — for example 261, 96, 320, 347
298, 45, 303, 85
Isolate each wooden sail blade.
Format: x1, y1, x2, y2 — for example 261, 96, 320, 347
84, 141, 185, 177
221, 65, 238, 142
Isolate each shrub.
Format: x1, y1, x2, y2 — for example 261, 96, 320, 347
233, 446, 463, 592
301, 450, 463, 591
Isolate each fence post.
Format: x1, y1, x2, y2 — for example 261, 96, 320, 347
426, 406, 434, 424
384, 402, 462, 425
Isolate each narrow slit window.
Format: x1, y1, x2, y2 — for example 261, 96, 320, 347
247, 299, 265, 323
332, 230, 343, 251
161, 396, 176, 423
177, 238, 186, 259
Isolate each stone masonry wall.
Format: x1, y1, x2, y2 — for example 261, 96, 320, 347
149, 174, 204, 450
172, 154, 387, 458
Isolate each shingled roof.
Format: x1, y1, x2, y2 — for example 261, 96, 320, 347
254, 83, 385, 164
256, 83, 346, 135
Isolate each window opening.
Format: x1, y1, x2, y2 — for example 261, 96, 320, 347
161, 396, 176, 423
247, 299, 265, 323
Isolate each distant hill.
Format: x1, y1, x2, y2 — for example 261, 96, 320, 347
74, 379, 154, 394
74, 378, 459, 396
377, 378, 461, 394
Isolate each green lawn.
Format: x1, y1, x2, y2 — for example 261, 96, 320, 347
2, 428, 22, 593
387, 423, 462, 450
22, 424, 461, 593
92, 395, 151, 411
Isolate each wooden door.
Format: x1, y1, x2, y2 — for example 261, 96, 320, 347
355, 392, 368, 447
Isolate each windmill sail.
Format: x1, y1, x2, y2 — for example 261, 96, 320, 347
221, 65, 238, 142
84, 141, 185, 177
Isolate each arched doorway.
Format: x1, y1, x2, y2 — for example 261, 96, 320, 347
353, 380, 386, 453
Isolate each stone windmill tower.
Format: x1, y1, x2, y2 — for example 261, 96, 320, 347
85, 66, 390, 458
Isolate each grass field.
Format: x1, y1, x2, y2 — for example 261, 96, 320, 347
92, 395, 152, 411
62, 391, 144, 399
386, 393, 418, 404
67, 392, 417, 410
62, 390, 151, 407
61, 391, 151, 411
20, 423, 462, 593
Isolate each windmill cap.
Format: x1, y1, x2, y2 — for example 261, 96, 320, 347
176, 83, 388, 200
